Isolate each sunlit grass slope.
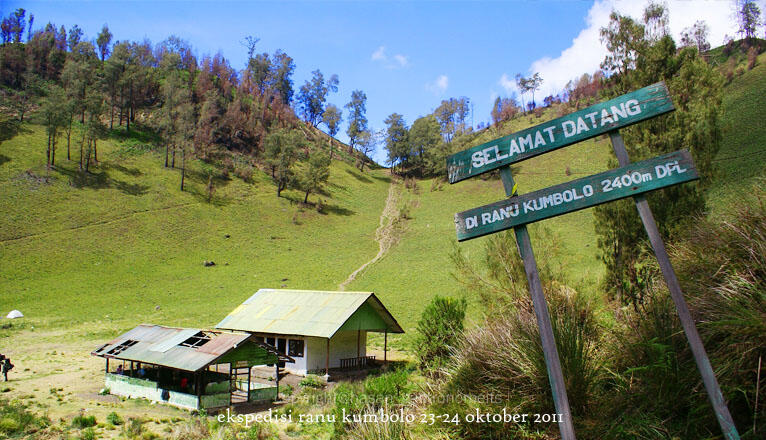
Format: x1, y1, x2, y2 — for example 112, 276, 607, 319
0, 124, 390, 332
707, 50, 766, 215
349, 114, 614, 334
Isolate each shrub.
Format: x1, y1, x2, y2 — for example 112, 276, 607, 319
299, 374, 324, 389
362, 369, 413, 407
415, 295, 467, 371
122, 418, 144, 439
724, 57, 736, 83
747, 46, 758, 70
234, 164, 254, 183
170, 417, 208, 440
599, 182, 766, 438
344, 402, 412, 440
79, 427, 96, 440
106, 411, 123, 426
71, 414, 97, 429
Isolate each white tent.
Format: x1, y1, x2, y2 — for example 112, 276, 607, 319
6, 310, 23, 319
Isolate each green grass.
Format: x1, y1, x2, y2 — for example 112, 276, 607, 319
349, 118, 612, 336
707, 49, 766, 216
0, 123, 390, 331
0, 46, 762, 351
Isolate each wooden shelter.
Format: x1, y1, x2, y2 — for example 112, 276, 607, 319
91, 324, 292, 410
215, 289, 404, 377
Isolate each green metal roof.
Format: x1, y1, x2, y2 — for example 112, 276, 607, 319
215, 289, 404, 338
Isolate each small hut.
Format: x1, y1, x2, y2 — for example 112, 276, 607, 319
215, 289, 404, 377
91, 324, 292, 410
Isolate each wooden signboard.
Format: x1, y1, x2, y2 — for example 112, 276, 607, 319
455, 150, 697, 241
447, 82, 674, 184
446, 82, 740, 440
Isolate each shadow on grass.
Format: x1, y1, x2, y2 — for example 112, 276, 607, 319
107, 123, 162, 144
56, 165, 150, 196
185, 184, 234, 207
370, 174, 392, 184
101, 162, 142, 177
0, 154, 10, 167
0, 118, 26, 143
345, 168, 372, 183
281, 192, 355, 216
321, 203, 354, 216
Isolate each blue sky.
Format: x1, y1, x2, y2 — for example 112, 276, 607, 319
5, 1, 744, 163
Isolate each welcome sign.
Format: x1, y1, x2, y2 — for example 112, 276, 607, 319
446, 82, 674, 184
455, 150, 697, 241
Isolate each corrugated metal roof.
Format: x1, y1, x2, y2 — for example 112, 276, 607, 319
215, 289, 404, 338
91, 324, 280, 372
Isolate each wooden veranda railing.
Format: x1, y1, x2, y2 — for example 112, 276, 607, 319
339, 355, 375, 369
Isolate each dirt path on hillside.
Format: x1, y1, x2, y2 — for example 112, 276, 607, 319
338, 179, 402, 290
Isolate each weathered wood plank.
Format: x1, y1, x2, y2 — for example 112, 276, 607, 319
446, 82, 674, 184
609, 132, 740, 440
455, 150, 697, 241
500, 166, 577, 440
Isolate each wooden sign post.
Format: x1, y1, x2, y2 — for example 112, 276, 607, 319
447, 82, 739, 440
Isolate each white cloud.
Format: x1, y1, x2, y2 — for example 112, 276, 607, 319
500, 0, 740, 102
371, 46, 386, 61
371, 46, 409, 68
426, 74, 449, 95
499, 73, 516, 93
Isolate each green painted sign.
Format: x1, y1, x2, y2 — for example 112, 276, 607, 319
455, 150, 697, 241
446, 82, 674, 184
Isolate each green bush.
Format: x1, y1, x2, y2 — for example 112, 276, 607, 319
280, 383, 293, 397
71, 414, 97, 429
299, 374, 324, 389
415, 295, 467, 371
362, 369, 413, 407
106, 411, 123, 426
122, 417, 144, 439
79, 427, 96, 440
0, 398, 49, 436
599, 182, 766, 438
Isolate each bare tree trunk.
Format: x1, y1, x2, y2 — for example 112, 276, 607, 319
46, 133, 51, 170
51, 136, 56, 166
79, 137, 84, 172
66, 119, 72, 160
126, 84, 132, 133
171, 147, 175, 168
304, 189, 310, 204
109, 92, 115, 129
85, 139, 92, 172
165, 144, 169, 167
180, 148, 186, 191
93, 139, 98, 164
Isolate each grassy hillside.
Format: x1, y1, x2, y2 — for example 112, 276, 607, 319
348, 131, 613, 332
707, 48, 766, 215
0, 124, 390, 333
1, 46, 763, 341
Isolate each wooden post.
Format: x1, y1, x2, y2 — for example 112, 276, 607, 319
247, 366, 251, 402
325, 338, 330, 378
384, 329, 388, 365
356, 328, 361, 359
274, 363, 279, 399
500, 166, 576, 440
105, 358, 109, 374
608, 131, 740, 440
